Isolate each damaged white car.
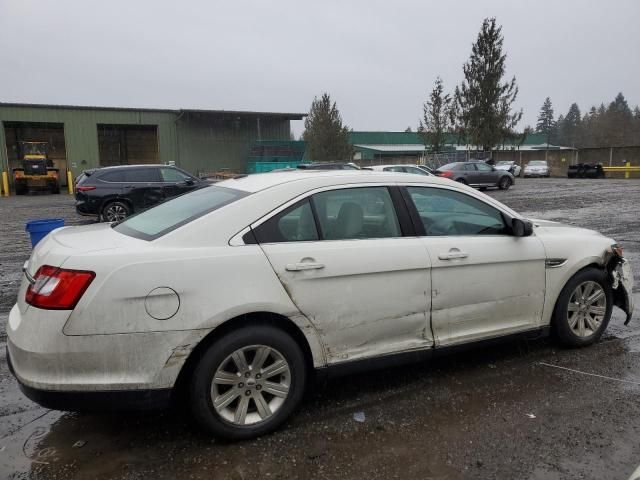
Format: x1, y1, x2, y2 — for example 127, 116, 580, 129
7, 171, 634, 440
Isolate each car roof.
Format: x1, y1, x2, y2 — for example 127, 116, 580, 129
371, 164, 426, 168
216, 170, 451, 193
96, 164, 170, 171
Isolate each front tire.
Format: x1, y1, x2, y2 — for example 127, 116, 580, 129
552, 267, 613, 347
189, 325, 307, 441
498, 176, 512, 190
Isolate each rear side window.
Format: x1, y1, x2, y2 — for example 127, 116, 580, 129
253, 200, 319, 243
123, 168, 160, 182
114, 186, 248, 240
98, 170, 126, 182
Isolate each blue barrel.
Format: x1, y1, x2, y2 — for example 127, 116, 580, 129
25, 219, 65, 247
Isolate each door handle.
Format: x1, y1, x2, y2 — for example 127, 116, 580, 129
285, 262, 325, 271
438, 251, 469, 260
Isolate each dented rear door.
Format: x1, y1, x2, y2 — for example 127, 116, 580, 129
259, 237, 433, 364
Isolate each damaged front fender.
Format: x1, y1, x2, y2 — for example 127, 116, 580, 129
608, 257, 634, 325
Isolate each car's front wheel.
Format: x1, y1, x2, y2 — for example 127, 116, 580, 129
189, 325, 307, 440
498, 176, 512, 190
552, 267, 613, 347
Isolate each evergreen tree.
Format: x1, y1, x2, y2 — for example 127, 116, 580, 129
302, 93, 353, 161
605, 92, 633, 145
453, 18, 522, 154
418, 77, 452, 152
535, 97, 555, 145
563, 103, 582, 147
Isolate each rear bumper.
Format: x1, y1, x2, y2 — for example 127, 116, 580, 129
7, 347, 170, 411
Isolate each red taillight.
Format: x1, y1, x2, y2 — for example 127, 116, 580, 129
26, 265, 95, 310
437, 170, 454, 178
76, 186, 96, 192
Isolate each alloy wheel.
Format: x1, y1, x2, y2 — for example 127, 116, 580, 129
211, 345, 291, 426
104, 204, 128, 222
567, 281, 607, 337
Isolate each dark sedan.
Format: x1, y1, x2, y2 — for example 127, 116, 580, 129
435, 162, 514, 190
75, 164, 203, 221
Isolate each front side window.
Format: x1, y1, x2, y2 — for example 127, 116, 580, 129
114, 186, 248, 240
475, 163, 493, 172
407, 186, 507, 236
312, 187, 400, 240
161, 167, 191, 182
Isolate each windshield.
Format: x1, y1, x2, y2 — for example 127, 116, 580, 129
529, 161, 547, 166
113, 185, 248, 240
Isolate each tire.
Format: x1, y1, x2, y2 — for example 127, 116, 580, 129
498, 176, 512, 190
189, 325, 307, 441
101, 200, 131, 222
552, 267, 613, 347
456, 178, 467, 185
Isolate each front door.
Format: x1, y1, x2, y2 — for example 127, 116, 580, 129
403, 185, 546, 346
253, 186, 433, 364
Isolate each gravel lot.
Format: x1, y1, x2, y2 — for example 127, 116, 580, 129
1, 178, 640, 480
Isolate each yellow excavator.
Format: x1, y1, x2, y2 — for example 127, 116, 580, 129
13, 142, 60, 194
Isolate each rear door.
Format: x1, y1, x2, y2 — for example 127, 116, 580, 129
122, 167, 165, 211
403, 185, 546, 346
253, 185, 433, 364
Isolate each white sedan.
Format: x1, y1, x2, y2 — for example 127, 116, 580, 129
7, 171, 634, 440
365, 164, 433, 175
495, 160, 522, 177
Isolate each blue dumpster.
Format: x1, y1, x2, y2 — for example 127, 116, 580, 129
25, 219, 65, 247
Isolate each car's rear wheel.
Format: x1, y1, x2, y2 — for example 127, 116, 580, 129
189, 325, 306, 440
552, 267, 612, 347
498, 176, 512, 190
101, 201, 131, 222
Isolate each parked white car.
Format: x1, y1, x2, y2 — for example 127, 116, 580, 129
524, 160, 551, 177
495, 160, 522, 177
365, 164, 433, 175
8, 171, 633, 440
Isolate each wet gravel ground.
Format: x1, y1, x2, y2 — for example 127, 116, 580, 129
1, 179, 640, 480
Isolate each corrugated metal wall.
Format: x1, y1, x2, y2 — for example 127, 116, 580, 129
0, 105, 294, 179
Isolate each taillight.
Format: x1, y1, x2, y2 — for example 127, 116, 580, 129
437, 171, 454, 178
26, 265, 95, 310
76, 186, 96, 192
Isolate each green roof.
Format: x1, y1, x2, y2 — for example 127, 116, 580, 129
350, 131, 551, 147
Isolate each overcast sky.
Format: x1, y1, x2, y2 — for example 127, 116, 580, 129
1, 0, 638, 136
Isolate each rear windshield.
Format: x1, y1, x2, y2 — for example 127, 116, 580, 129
113, 185, 248, 240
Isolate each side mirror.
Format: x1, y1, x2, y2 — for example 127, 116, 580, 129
512, 218, 533, 237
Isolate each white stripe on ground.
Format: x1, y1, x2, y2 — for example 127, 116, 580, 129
539, 362, 640, 386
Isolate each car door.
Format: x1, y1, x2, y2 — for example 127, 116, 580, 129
160, 167, 198, 199
122, 167, 165, 210
253, 185, 433, 364
403, 185, 546, 346
474, 162, 499, 185
460, 163, 480, 184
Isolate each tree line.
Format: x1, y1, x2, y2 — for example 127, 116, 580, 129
301, 17, 639, 161
536, 94, 640, 148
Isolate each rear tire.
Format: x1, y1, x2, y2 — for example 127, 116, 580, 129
189, 325, 306, 441
552, 267, 612, 347
498, 176, 512, 190
101, 201, 131, 222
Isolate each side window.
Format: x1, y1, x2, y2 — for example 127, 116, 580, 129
98, 170, 126, 182
312, 187, 400, 240
475, 163, 493, 172
463, 164, 477, 171
124, 168, 160, 182
407, 187, 507, 236
253, 199, 318, 243
161, 168, 190, 182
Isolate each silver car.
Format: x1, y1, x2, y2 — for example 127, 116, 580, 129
524, 160, 550, 177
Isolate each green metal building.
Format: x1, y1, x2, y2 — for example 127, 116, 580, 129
0, 103, 305, 186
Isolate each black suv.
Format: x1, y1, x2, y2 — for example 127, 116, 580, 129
75, 164, 203, 221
